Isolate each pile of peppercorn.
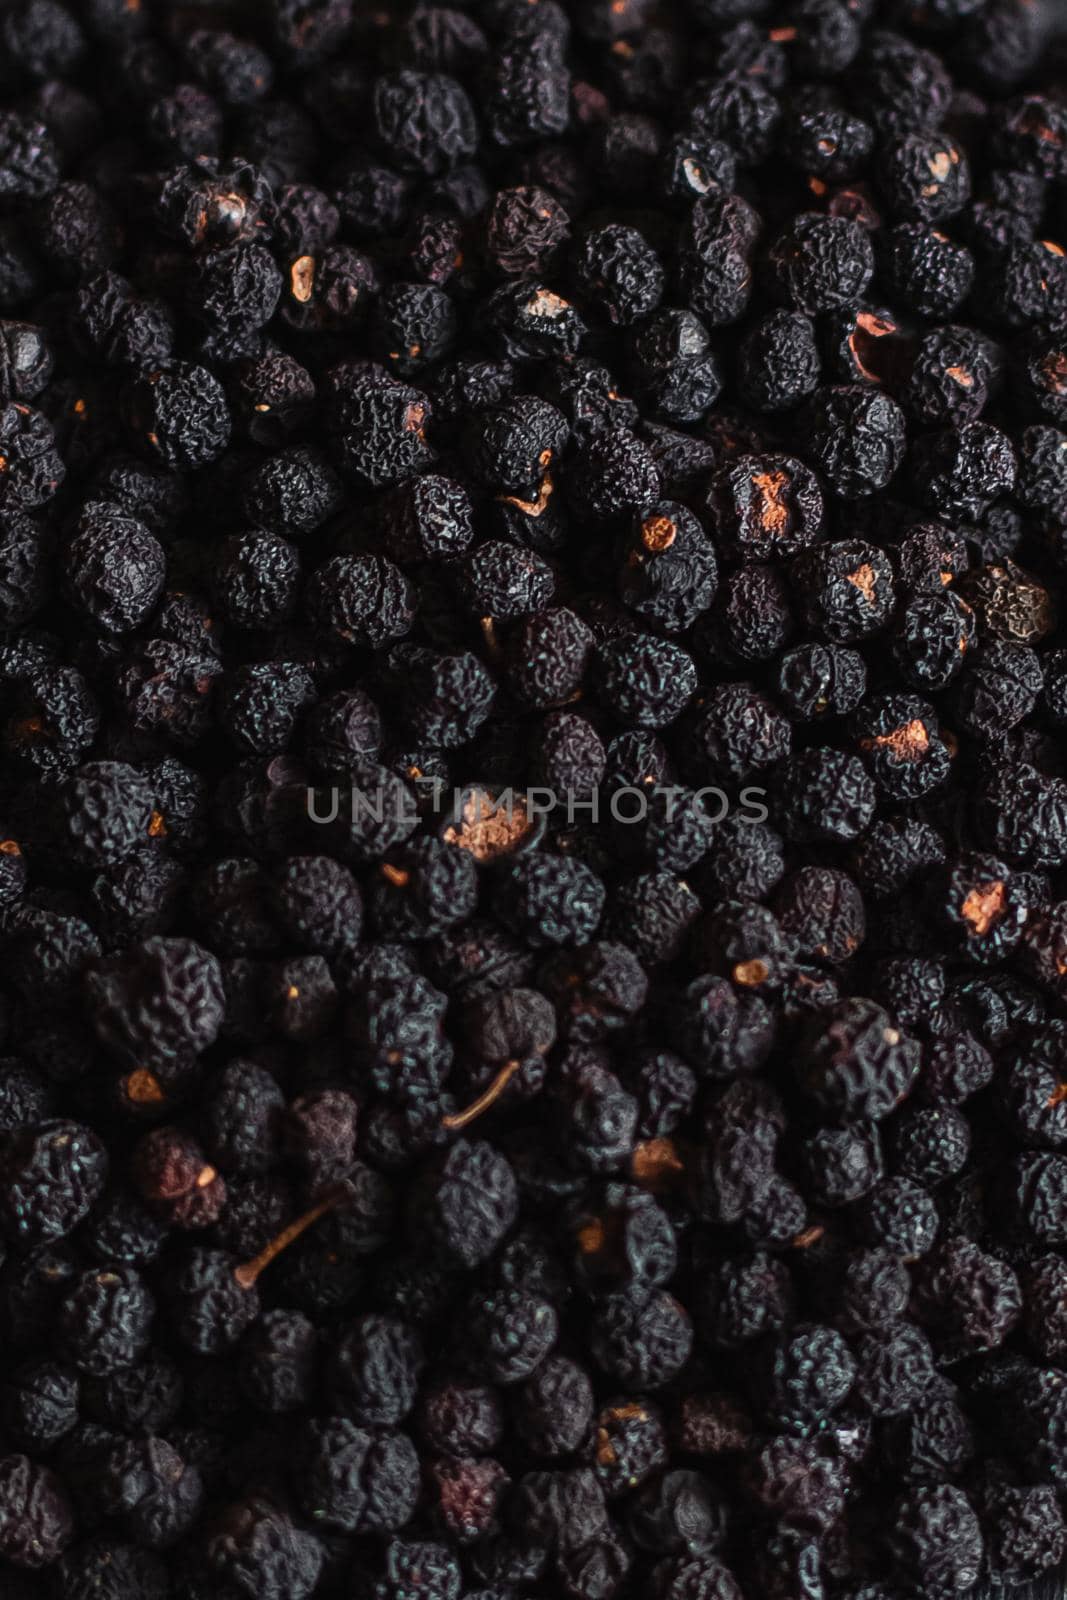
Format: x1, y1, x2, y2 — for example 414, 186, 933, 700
3, 0, 1067, 1596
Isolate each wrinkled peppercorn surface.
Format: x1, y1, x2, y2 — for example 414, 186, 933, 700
0, 1, 1065, 1598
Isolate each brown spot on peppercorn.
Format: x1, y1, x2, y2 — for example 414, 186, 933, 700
0, 839, 19, 855
751, 469, 790, 536
123, 1069, 165, 1106
290, 255, 315, 303
286, 985, 300, 1000
1047, 1083, 1067, 1109
946, 366, 973, 387
196, 1164, 218, 1188
596, 1403, 649, 1466
147, 810, 167, 838
792, 1225, 825, 1249
443, 789, 533, 862
577, 1218, 607, 1254
526, 289, 569, 317
1019, 107, 1065, 146
631, 1138, 685, 1189
860, 719, 930, 762
733, 958, 769, 986
607, 1402, 647, 1421
498, 473, 554, 517
641, 515, 677, 552
846, 563, 878, 602
961, 882, 1006, 937
380, 864, 409, 887
480, 616, 500, 658
769, 24, 796, 38
847, 312, 901, 384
